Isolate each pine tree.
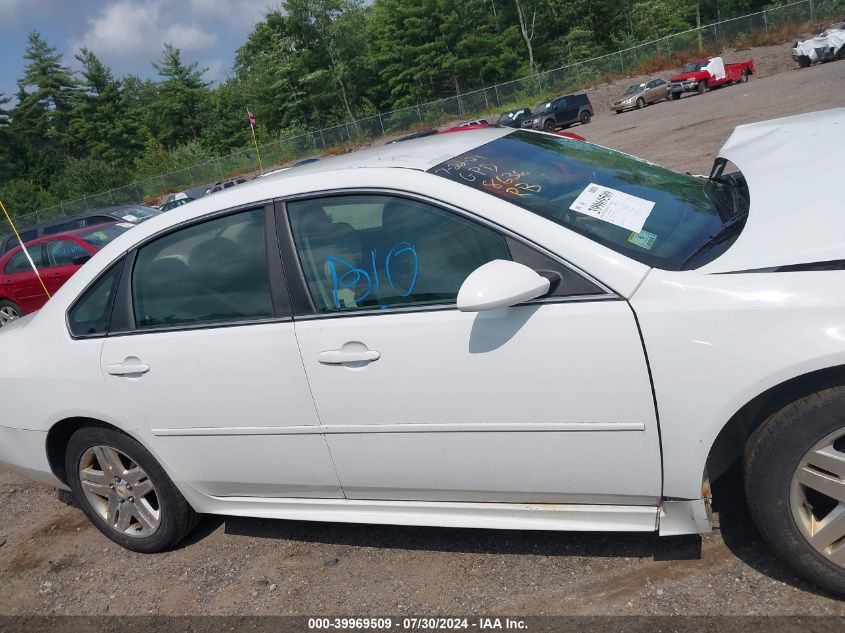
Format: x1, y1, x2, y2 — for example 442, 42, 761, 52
151, 44, 211, 148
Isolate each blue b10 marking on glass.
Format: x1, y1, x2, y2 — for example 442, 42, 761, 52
385, 242, 419, 298
327, 241, 419, 309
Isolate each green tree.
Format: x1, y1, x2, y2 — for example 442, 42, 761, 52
10, 32, 77, 186
151, 44, 211, 147
69, 49, 143, 164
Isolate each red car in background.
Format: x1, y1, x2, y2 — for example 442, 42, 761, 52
0, 223, 132, 326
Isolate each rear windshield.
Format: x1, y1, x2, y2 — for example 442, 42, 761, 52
428, 131, 747, 270
79, 223, 133, 248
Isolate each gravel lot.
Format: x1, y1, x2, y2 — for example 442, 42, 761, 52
2, 47, 845, 619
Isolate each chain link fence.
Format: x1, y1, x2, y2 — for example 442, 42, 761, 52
22, 0, 844, 227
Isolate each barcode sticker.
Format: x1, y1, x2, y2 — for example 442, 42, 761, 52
569, 183, 655, 233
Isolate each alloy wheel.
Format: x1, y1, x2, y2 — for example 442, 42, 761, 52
0, 305, 20, 326
790, 428, 845, 567
78, 445, 161, 538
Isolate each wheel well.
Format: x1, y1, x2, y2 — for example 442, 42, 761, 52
46, 417, 122, 486
706, 365, 845, 485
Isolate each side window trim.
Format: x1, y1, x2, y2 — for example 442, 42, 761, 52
275, 190, 616, 320
109, 203, 292, 337
66, 256, 126, 340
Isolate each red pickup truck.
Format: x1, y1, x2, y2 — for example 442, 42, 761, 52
668, 56, 754, 99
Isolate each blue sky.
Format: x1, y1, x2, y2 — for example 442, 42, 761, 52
0, 0, 278, 100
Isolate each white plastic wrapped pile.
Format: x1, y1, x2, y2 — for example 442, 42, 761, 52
792, 28, 845, 65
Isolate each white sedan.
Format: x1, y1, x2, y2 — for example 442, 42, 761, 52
1, 109, 844, 594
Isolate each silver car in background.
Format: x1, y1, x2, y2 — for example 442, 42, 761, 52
612, 78, 669, 112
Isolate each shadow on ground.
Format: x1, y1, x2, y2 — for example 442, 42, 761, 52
712, 461, 838, 599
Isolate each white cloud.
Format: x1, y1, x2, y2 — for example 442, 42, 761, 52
72, 1, 219, 67
189, 0, 275, 32
203, 58, 229, 83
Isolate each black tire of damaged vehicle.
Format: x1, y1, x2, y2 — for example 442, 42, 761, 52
66, 426, 200, 553
579, 110, 591, 125
543, 119, 556, 132
698, 80, 708, 94
744, 387, 845, 596
636, 97, 645, 109
0, 299, 24, 325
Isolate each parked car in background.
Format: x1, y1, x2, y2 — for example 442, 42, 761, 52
668, 57, 754, 99
792, 28, 845, 67
612, 78, 669, 112
203, 178, 248, 196
440, 119, 490, 134
0, 205, 159, 258
523, 93, 592, 131
159, 197, 195, 212
0, 223, 133, 326
496, 107, 533, 128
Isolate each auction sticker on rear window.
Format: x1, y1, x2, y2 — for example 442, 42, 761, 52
569, 184, 655, 233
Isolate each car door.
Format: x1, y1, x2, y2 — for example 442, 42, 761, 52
647, 80, 666, 103
100, 205, 343, 499
0, 246, 49, 313
42, 237, 92, 294
553, 97, 569, 125
282, 193, 662, 504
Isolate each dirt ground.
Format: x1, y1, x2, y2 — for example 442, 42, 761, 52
2, 49, 845, 619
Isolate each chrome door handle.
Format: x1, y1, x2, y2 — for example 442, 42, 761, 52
107, 357, 150, 377
317, 350, 380, 365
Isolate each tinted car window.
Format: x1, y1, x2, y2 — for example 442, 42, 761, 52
44, 220, 83, 235
68, 260, 124, 337
79, 223, 132, 248
132, 209, 273, 329
5, 231, 37, 253
288, 195, 600, 314
45, 239, 89, 267
4, 246, 46, 274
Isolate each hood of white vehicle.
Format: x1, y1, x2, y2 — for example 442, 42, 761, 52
701, 108, 844, 273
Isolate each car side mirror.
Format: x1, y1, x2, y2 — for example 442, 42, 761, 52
72, 254, 92, 266
457, 260, 551, 312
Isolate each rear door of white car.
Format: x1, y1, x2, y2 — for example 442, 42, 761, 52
280, 193, 662, 504
99, 204, 343, 499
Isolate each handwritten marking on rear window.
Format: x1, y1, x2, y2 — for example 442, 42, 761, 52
434, 159, 541, 198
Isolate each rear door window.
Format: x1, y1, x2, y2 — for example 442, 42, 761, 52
132, 209, 273, 329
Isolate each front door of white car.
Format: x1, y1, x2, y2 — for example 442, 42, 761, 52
100, 207, 343, 499
283, 194, 662, 504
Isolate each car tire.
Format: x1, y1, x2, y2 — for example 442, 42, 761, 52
744, 386, 845, 596
697, 81, 708, 94
741, 69, 750, 82
0, 299, 23, 327
543, 119, 555, 132
579, 110, 591, 125
66, 426, 200, 553
636, 97, 645, 109
798, 56, 812, 68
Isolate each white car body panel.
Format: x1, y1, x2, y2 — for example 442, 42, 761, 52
701, 108, 845, 273
295, 302, 661, 503
633, 267, 845, 499
1, 114, 843, 539
100, 324, 344, 498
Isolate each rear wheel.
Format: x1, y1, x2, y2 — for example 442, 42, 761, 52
745, 386, 845, 595
0, 300, 23, 327
635, 97, 645, 109
579, 110, 591, 125
66, 426, 200, 553
741, 69, 750, 82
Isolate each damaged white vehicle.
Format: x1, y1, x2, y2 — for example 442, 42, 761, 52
793, 28, 845, 66
1, 109, 844, 594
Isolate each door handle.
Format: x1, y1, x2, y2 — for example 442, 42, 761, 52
317, 349, 380, 365
107, 357, 150, 377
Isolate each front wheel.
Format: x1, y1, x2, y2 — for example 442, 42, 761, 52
697, 81, 708, 94
0, 299, 23, 327
579, 110, 591, 125
543, 119, 555, 133
744, 386, 845, 595
66, 426, 200, 553
635, 97, 645, 109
